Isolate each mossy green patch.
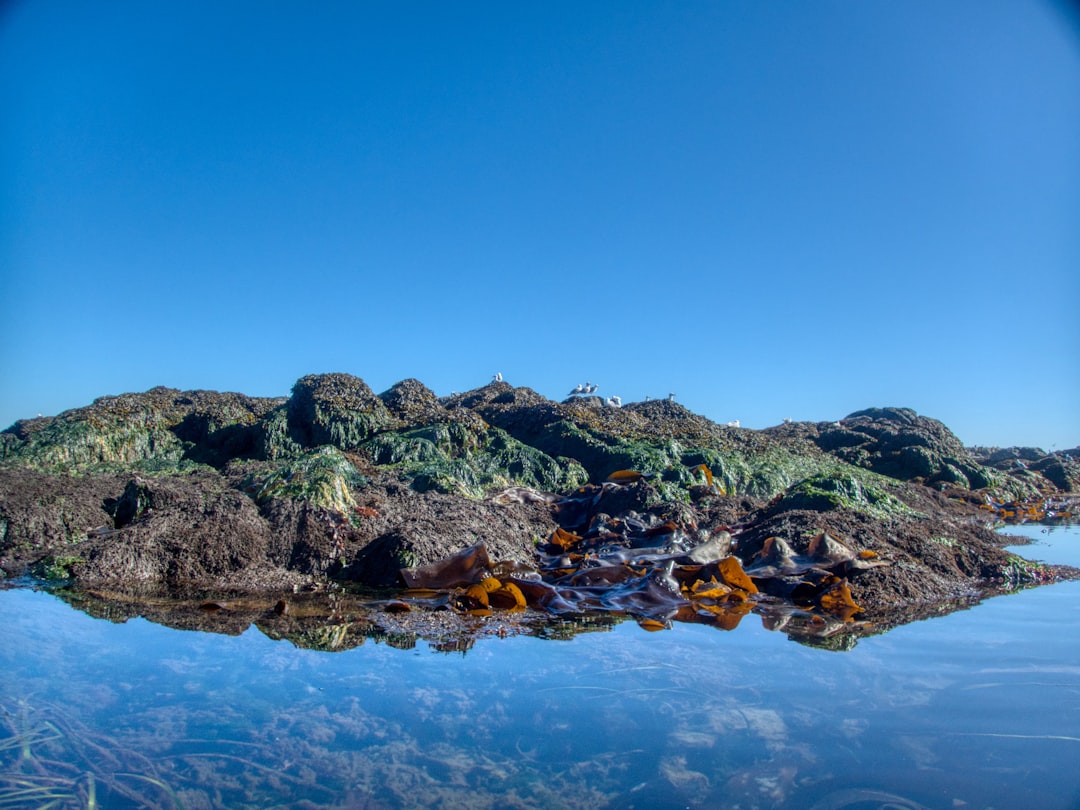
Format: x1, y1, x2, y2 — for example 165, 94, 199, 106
4, 416, 187, 473
2, 390, 280, 474
366, 424, 587, 498
32, 555, 84, 581
534, 421, 678, 482
255, 447, 368, 514
678, 445, 849, 499
778, 471, 920, 517
256, 405, 305, 460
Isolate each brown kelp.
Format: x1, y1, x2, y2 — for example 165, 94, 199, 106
401, 470, 883, 633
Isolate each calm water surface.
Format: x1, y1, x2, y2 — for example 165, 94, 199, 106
2, 526, 1078, 809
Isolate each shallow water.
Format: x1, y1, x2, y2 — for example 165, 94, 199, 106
2, 526, 1079, 810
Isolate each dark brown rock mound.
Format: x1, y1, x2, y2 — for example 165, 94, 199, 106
378, 378, 448, 426
68, 473, 289, 588
443, 381, 565, 444
803, 407, 993, 490
970, 445, 1080, 494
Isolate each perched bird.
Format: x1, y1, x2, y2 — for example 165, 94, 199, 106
493, 372, 503, 382
586, 383, 597, 394
606, 396, 622, 408
569, 383, 586, 396
668, 392, 676, 401
645, 395, 651, 402
726, 420, 740, 428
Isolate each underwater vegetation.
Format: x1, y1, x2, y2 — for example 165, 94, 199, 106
0, 697, 184, 809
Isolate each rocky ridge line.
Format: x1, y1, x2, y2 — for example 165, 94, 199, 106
1, 374, 1076, 625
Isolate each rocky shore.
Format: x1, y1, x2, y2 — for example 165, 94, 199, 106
1, 374, 1076, 645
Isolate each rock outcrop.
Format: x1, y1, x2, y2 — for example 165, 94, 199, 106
969, 445, 1080, 496
1, 376, 1075, 627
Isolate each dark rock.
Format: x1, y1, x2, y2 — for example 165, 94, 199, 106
968, 445, 1080, 496
804, 407, 993, 490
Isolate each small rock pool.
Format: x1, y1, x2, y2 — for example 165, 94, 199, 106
1, 525, 1078, 809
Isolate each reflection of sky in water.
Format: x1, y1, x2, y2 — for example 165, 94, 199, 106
1002, 522, 1080, 568
2, 526, 1079, 809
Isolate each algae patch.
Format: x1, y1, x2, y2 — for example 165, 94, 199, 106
255, 447, 368, 514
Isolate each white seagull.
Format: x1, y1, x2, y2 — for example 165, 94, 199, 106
586, 383, 597, 394
668, 392, 676, 401
569, 383, 586, 396
606, 396, 622, 408
493, 372, 503, 382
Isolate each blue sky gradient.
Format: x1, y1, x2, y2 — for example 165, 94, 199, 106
2, 1, 1078, 449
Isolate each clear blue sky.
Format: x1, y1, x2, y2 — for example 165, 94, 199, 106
2, 1, 1078, 450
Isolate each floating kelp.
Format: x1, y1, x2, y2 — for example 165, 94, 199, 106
979, 494, 1076, 524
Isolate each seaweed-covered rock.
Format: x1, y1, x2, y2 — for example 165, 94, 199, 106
286, 373, 395, 450
363, 422, 588, 497
60, 473, 286, 588
254, 447, 368, 514
0, 468, 128, 571
969, 445, 1080, 495
787, 407, 994, 490
0, 388, 281, 472
774, 472, 920, 518
378, 378, 453, 427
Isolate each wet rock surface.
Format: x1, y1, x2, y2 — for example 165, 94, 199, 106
1, 374, 1076, 638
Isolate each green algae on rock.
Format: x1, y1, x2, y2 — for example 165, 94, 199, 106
363, 422, 587, 498
775, 471, 921, 518
287, 373, 395, 450
254, 446, 368, 515
0, 387, 281, 473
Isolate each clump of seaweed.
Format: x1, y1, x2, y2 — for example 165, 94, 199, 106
400, 468, 885, 637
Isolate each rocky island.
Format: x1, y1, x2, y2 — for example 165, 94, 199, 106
1, 373, 1076, 649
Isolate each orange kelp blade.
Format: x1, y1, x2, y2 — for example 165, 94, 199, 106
715, 556, 758, 594
548, 527, 583, 550
637, 618, 669, 632
488, 581, 527, 610
401, 544, 491, 588
605, 469, 649, 484
690, 463, 714, 488
817, 577, 864, 619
